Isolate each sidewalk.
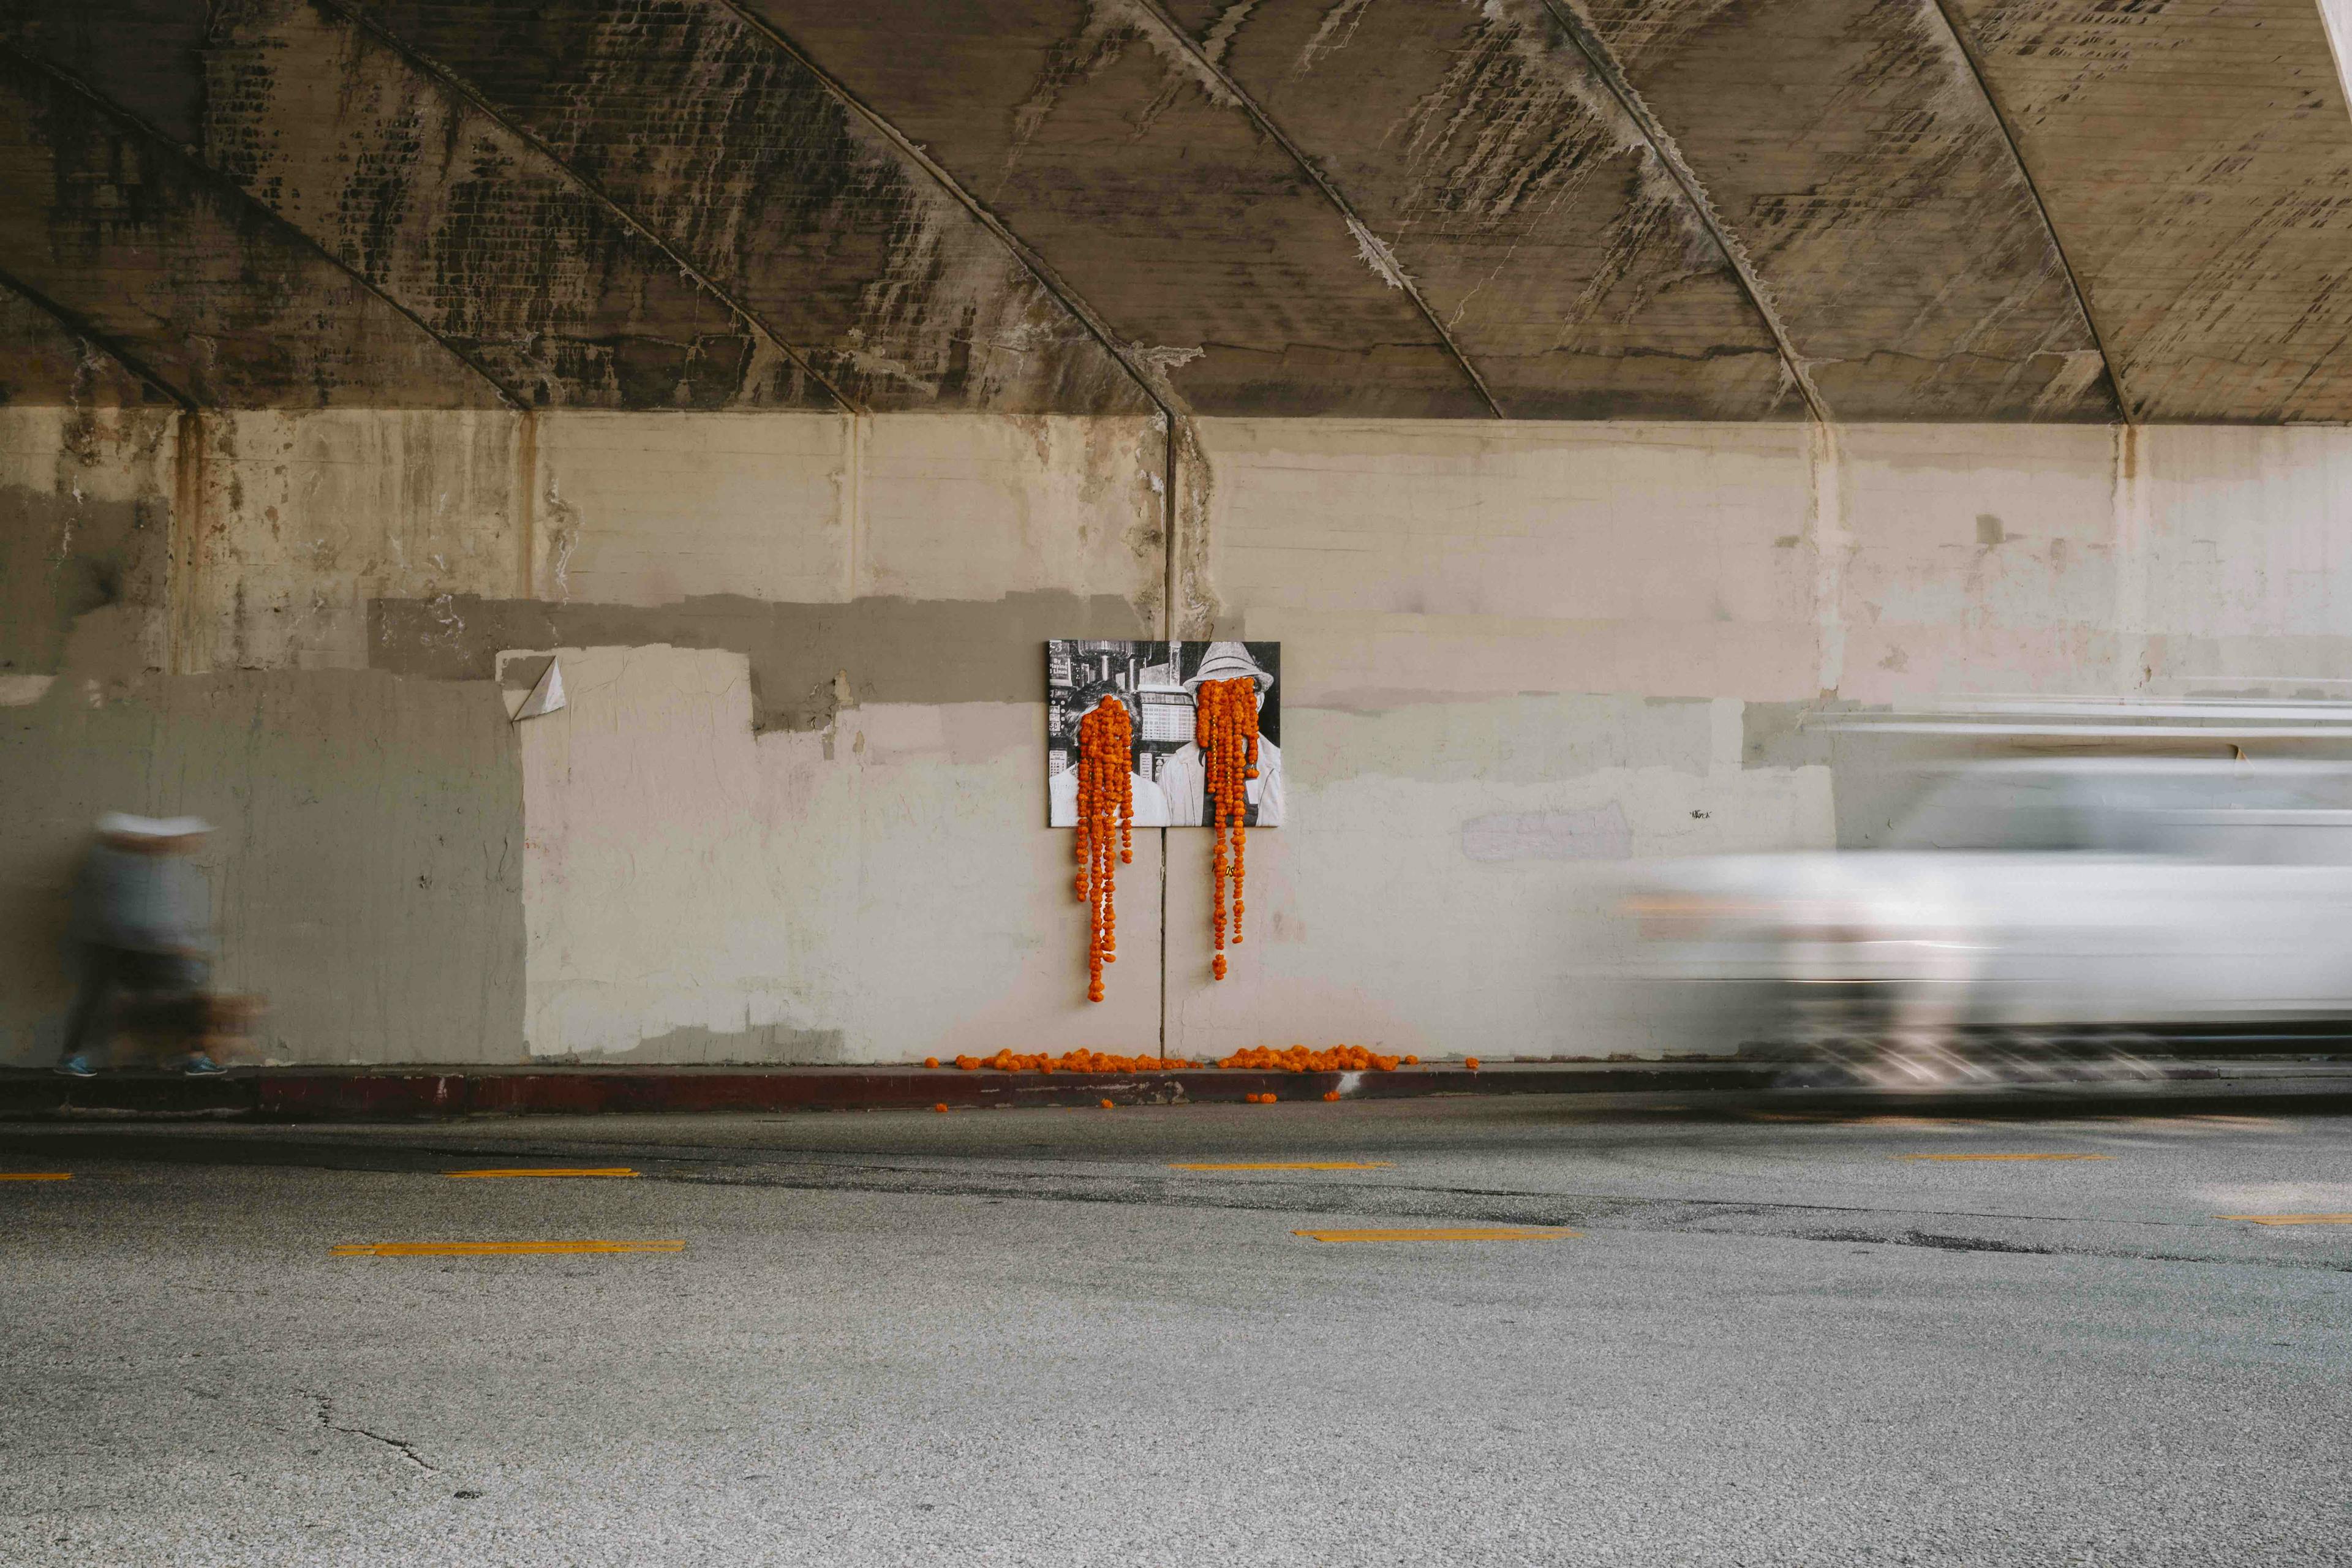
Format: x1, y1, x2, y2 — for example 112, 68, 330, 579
4, 1057, 2350, 1121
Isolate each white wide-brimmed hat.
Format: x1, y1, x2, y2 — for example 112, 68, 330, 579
97, 812, 212, 840
1183, 641, 1273, 694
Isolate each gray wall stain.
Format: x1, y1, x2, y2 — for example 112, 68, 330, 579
1298, 694, 1717, 785
1461, 803, 1635, 862
0, 483, 164, 676
544, 1022, 849, 1067
368, 590, 1150, 731
1741, 696, 1868, 771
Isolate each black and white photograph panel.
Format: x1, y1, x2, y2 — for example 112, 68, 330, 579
1046, 641, 1283, 827
1161, 641, 1283, 827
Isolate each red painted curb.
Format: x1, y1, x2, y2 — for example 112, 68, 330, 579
0, 1063, 1781, 1121
12, 1060, 2337, 1123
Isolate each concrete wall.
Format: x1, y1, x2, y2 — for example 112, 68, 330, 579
5, 409, 2349, 1065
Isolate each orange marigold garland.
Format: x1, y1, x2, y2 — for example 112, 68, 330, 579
1196, 676, 1260, 980
1073, 694, 1134, 1002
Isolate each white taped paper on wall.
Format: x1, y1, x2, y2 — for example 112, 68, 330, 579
512, 657, 567, 722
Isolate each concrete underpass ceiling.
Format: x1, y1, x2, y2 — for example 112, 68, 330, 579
1, 0, 2348, 421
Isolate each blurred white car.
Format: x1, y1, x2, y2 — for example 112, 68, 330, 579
1632, 760, 2352, 1064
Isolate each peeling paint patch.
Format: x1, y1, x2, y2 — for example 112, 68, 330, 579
1295, 0, 1379, 74
1345, 216, 1414, 292
1009, 0, 1244, 156
1199, 0, 1262, 65
1134, 343, 1207, 371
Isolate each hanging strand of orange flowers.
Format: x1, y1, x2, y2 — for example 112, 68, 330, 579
1072, 694, 1133, 1002
1196, 677, 1259, 980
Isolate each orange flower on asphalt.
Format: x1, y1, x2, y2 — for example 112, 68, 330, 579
957, 1050, 1197, 1074
932, 1103, 948, 1113
1215, 1044, 1400, 1074
1099, 1099, 1115, 1109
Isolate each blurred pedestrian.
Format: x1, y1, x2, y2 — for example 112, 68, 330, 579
53, 814, 225, 1077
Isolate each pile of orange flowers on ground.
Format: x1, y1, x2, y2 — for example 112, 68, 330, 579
1194, 677, 1259, 980
1073, 694, 1134, 1003
1215, 1044, 1409, 1073
953, 1050, 1199, 1072
939, 1047, 1426, 1074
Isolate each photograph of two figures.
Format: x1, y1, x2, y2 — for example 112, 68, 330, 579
1047, 639, 1284, 829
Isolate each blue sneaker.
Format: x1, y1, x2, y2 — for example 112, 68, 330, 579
181, 1053, 227, 1077
52, 1054, 97, 1078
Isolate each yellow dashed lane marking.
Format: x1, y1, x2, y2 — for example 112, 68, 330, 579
2218, 1213, 2352, 1226
1172, 1162, 1393, 1170
1295, 1227, 1578, 1243
1896, 1153, 2113, 1163
0, 1172, 72, 1181
443, 1168, 639, 1179
333, 1240, 684, 1256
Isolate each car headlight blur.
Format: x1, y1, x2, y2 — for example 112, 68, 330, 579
1623, 895, 1770, 940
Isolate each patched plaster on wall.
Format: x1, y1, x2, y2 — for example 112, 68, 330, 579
511, 644, 1163, 1061
187, 409, 522, 673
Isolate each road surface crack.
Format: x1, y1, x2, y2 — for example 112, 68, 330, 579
307, 1392, 439, 1474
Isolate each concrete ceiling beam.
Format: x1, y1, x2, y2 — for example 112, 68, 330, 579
752, 0, 1497, 417
1562, 0, 2123, 424
348, 0, 1155, 417
0, 261, 197, 412
1151, 0, 1796, 420
317, 0, 858, 416
1927, 0, 2133, 423
1119, 0, 1505, 417
703, 0, 1178, 420
1953, 0, 2352, 423
0, 42, 510, 410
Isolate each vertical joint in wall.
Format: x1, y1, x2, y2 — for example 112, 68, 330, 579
2113, 423, 2151, 693
516, 410, 538, 598
1161, 416, 1177, 641
1158, 413, 1176, 1060
168, 409, 208, 676
1164, 417, 1219, 641
1807, 420, 1849, 699
844, 412, 866, 603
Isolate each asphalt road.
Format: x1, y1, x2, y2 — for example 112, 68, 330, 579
4, 1090, 2350, 1566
